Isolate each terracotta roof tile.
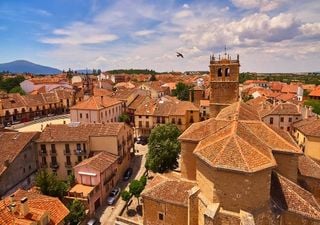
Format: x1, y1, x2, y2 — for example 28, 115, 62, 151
293, 117, 320, 137
70, 95, 121, 110
74, 151, 118, 172
216, 102, 260, 121
36, 123, 125, 142
263, 103, 300, 116
0, 189, 69, 225
142, 174, 196, 206
309, 87, 320, 97
298, 155, 320, 180
271, 172, 320, 221
0, 132, 38, 175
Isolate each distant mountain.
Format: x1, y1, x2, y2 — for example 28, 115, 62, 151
75, 69, 93, 74
0, 60, 61, 75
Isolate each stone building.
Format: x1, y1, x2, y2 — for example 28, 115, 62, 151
0, 131, 39, 198
209, 53, 240, 117
142, 102, 320, 225
35, 122, 133, 180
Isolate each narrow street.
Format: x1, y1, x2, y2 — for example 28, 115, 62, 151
96, 143, 148, 225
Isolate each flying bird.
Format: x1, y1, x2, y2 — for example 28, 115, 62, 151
176, 52, 184, 58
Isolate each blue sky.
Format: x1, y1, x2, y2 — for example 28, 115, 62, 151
0, 0, 319, 72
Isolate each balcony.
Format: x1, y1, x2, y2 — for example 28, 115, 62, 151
39, 151, 47, 156
64, 149, 71, 155
50, 151, 57, 156
40, 163, 48, 168
50, 162, 59, 169
74, 149, 86, 156
65, 162, 73, 168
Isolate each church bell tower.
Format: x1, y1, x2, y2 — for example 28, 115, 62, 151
209, 50, 240, 117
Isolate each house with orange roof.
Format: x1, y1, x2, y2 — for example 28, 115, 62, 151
67, 151, 119, 215
0, 189, 69, 225
35, 122, 133, 180
20, 77, 72, 94
309, 86, 320, 100
70, 95, 123, 124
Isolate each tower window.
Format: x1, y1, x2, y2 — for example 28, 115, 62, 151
159, 213, 164, 220
225, 68, 230, 76
218, 68, 222, 77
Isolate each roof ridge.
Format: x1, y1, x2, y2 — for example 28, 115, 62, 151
233, 135, 250, 171
212, 135, 234, 165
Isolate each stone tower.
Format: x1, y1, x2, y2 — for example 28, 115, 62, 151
209, 51, 240, 117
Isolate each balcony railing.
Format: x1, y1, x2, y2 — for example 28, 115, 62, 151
50, 162, 59, 169
50, 151, 57, 156
65, 162, 73, 168
39, 151, 47, 156
64, 149, 71, 155
40, 163, 48, 168
74, 149, 87, 155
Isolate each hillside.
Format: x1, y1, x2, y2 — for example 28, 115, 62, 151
0, 60, 61, 75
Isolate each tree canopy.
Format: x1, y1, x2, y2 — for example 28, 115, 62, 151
0, 75, 25, 93
145, 124, 181, 173
118, 113, 130, 124
9, 86, 26, 95
35, 170, 68, 199
304, 99, 320, 115
172, 82, 191, 101
65, 199, 86, 225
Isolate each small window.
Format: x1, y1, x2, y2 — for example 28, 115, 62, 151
139, 115, 142, 118
288, 117, 292, 122
225, 68, 230, 76
280, 127, 284, 130
270, 117, 273, 125
159, 213, 164, 220
287, 127, 290, 131
218, 68, 222, 77
86, 113, 89, 119
146, 116, 149, 119
280, 117, 284, 122
80, 112, 83, 118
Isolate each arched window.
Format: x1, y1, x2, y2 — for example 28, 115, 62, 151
225, 68, 230, 76
218, 68, 222, 77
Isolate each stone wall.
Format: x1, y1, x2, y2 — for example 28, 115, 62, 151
180, 141, 198, 180
273, 152, 298, 183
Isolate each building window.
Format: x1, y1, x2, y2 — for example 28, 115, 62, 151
178, 118, 182, 125
67, 170, 72, 176
157, 117, 160, 123
86, 113, 89, 119
159, 213, 164, 220
288, 117, 292, 122
78, 156, 82, 162
51, 144, 56, 154
218, 68, 222, 77
83, 143, 86, 152
287, 127, 290, 131
172, 118, 175, 124
65, 144, 70, 153
40, 144, 47, 153
101, 112, 103, 118
23, 168, 25, 173
146, 121, 149, 128
270, 117, 273, 125
139, 121, 142, 128
280, 117, 284, 122
29, 165, 32, 171
76, 143, 81, 150
66, 156, 71, 165
51, 156, 57, 165
139, 115, 142, 118
280, 127, 284, 130
146, 115, 149, 119
225, 68, 230, 76
190, 116, 194, 123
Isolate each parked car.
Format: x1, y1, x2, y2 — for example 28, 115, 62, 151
137, 136, 148, 145
107, 187, 121, 205
87, 217, 100, 225
123, 168, 133, 181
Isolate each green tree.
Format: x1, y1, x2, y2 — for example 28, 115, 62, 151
35, 170, 68, 199
140, 175, 147, 187
121, 190, 131, 210
65, 199, 86, 225
129, 180, 144, 205
145, 124, 181, 173
304, 99, 320, 115
9, 86, 26, 95
173, 82, 190, 101
0, 75, 25, 92
118, 113, 130, 124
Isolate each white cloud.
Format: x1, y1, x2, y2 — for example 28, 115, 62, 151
174, 10, 193, 19
134, 30, 156, 36
183, 4, 190, 9
300, 23, 320, 37
231, 0, 287, 12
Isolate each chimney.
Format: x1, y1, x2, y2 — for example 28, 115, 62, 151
10, 194, 15, 203
10, 203, 17, 213
20, 197, 30, 217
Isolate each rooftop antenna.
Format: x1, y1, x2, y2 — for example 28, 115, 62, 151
224, 45, 227, 58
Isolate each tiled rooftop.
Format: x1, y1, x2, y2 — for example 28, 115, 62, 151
298, 155, 320, 180
70, 95, 121, 110
271, 172, 320, 221
36, 123, 125, 142
0, 131, 38, 176
142, 174, 196, 206
74, 151, 118, 172
293, 117, 320, 137
0, 189, 69, 225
